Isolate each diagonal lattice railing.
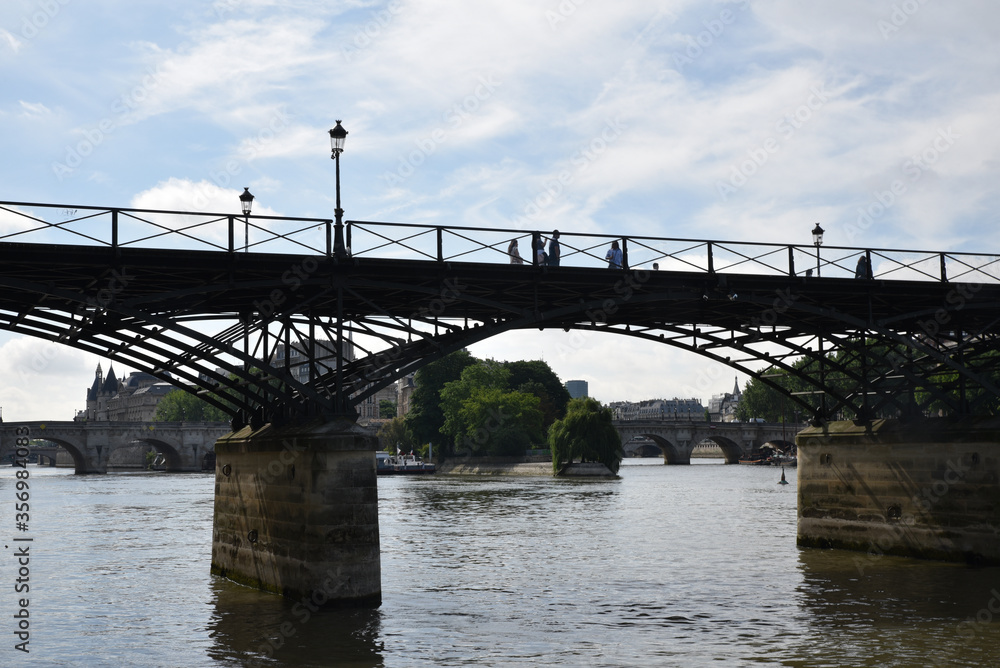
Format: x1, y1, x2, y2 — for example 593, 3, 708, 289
3, 201, 1000, 283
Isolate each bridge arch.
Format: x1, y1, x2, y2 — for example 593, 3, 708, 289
29, 437, 87, 473
644, 435, 682, 464
700, 435, 743, 464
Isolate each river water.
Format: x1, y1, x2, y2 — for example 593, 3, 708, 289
2, 460, 999, 667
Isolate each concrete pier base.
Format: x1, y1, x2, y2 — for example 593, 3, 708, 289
797, 417, 1000, 565
211, 419, 381, 607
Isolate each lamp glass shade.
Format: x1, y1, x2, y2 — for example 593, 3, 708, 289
239, 187, 254, 216
329, 120, 348, 155
811, 223, 825, 246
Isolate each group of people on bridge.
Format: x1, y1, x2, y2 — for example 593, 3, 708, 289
507, 231, 623, 269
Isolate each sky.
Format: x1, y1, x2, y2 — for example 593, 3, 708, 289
1, 0, 999, 420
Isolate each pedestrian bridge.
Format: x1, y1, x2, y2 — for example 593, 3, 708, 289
613, 420, 796, 464
0, 421, 230, 473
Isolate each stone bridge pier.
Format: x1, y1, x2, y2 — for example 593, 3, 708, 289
211, 419, 382, 607
797, 417, 1000, 565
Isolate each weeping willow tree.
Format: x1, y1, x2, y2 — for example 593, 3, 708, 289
548, 398, 623, 474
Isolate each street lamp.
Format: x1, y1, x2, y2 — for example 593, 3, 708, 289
329, 120, 349, 259
239, 187, 254, 252
811, 222, 824, 277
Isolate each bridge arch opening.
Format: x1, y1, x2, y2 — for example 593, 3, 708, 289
624, 438, 663, 458
703, 436, 743, 464
643, 434, 685, 465
29, 437, 86, 473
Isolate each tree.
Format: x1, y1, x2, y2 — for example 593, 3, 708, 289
439, 361, 511, 442
379, 399, 397, 419
548, 398, 623, 474
404, 350, 476, 454
504, 360, 571, 428
377, 416, 415, 454
451, 386, 544, 456
154, 389, 229, 422
438, 361, 544, 456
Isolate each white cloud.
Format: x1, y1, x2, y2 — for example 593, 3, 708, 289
0, 337, 94, 421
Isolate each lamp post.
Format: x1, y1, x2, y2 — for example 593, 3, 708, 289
811, 222, 824, 277
239, 187, 254, 252
329, 120, 349, 259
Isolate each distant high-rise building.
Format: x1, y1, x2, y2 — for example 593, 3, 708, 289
565, 380, 588, 399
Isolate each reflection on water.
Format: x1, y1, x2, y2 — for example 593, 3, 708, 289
2, 462, 999, 667
207, 578, 384, 667
794, 548, 1000, 667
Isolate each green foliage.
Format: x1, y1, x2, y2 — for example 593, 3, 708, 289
379, 399, 397, 419
452, 387, 544, 456
439, 361, 544, 456
503, 360, 571, 428
548, 397, 623, 474
154, 389, 229, 422
377, 417, 415, 453
405, 350, 476, 455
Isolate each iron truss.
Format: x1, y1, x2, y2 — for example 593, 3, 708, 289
1, 201, 999, 427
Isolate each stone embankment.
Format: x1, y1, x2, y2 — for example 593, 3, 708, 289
437, 457, 616, 478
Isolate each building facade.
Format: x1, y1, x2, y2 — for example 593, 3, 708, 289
610, 397, 707, 421
707, 378, 743, 422
565, 379, 589, 399
77, 364, 177, 422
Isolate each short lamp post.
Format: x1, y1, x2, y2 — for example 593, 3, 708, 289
329, 120, 349, 259
811, 222, 825, 277
239, 187, 254, 252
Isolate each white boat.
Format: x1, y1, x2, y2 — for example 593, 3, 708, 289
376, 451, 436, 475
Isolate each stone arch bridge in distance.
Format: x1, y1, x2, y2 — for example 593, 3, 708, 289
0, 421, 230, 473
613, 419, 795, 464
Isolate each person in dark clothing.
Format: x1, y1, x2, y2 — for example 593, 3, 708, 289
547, 230, 560, 266
854, 255, 873, 279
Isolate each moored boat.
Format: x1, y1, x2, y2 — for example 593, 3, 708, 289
376, 451, 436, 475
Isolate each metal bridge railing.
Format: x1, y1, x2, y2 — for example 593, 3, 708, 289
2, 200, 998, 283
346, 219, 1000, 284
